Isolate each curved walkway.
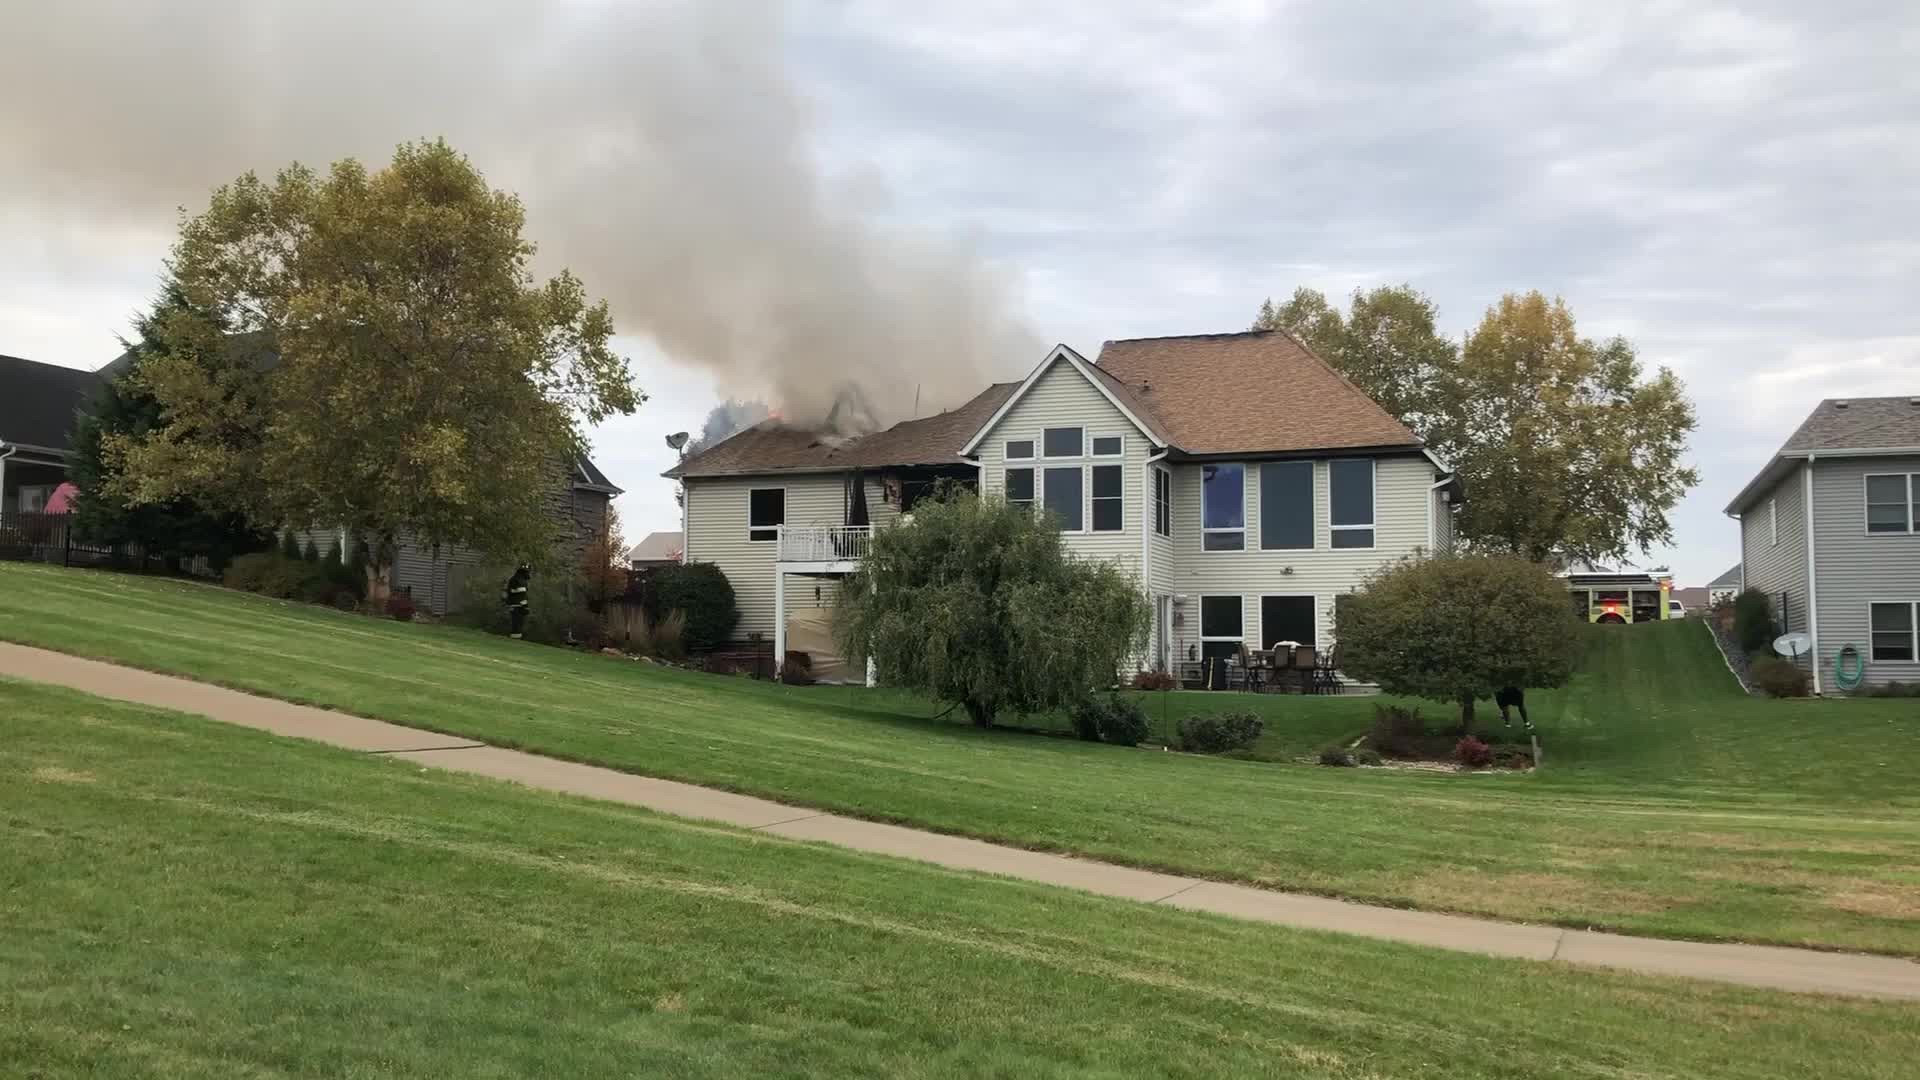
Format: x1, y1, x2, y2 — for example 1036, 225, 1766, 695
5, 641, 1916, 1001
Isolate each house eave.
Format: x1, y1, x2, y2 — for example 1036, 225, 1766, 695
1725, 445, 1920, 516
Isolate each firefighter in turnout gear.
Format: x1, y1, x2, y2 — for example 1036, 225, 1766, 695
504, 564, 531, 639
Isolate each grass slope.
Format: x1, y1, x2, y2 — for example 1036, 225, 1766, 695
3, 564, 1918, 955
5, 678, 1918, 1079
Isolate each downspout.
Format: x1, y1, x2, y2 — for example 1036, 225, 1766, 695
1804, 455, 1821, 695
1144, 449, 1168, 670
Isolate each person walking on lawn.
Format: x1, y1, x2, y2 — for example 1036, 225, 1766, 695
503, 564, 531, 639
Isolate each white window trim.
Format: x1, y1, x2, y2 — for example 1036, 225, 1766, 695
1004, 438, 1035, 461
1862, 472, 1917, 536
747, 485, 788, 543
1258, 593, 1320, 651
1039, 463, 1088, 534
1040, 426, 1085, 460
1258, 460, 1316, 551
1198, 594, 1245, 649
1003, 465, 1036, 510
1152, 465, 1172, 539
1329, 457, 1377, 548
1088, 461, 1124, 533
1090, 432, 1126, 457
1868, 600, 1919, 663
1199, 462, 1248, 553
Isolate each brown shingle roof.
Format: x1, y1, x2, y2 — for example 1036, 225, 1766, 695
1781, 397, 1920, 453
1093, 330, 1420, 454
667, 382, 1017, 478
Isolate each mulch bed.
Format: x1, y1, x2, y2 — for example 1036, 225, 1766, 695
1703, 615, 1761, 696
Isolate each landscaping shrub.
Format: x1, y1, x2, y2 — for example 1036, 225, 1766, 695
1131, 670, 1177, 691
1072, 695, 1152, 746
1318, 745, 1355, 767
280, 530, 302, 560
224, 552, 332, 602
1500, 751, 1533, 770
1734, 591, 1775, 654
1178, 711, 1264, 754
1354, 748, 1384, 767
1455, 735, 1493, 768
1750, 656, 1809, 698
455, 563, 598, 646
1862, 680, 1920, 698
781, 651, 815, 685
385, 590, 416, 622
652, 610, 688, 661
1368, 705, 1427, 757
642, 562, 738, 653
301, 537, 321, 562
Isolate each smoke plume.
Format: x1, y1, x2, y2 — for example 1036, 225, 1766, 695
1, 1, 1038, 429
689, 399, 773, 456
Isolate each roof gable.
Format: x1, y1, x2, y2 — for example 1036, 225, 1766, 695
958, 345, 1164, 456
0, 354, 103, 454
1727, 397, 1920, 514
669, 382, 1017, 479
1093, 331, 1421, 455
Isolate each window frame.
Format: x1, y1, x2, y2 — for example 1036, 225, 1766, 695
1329, 457, 1377, 549
1041, 464, 1086, 533
1041, 426, 1085, 460
1258, 460, 1315, 551
1152, 466, 1172, 538
1004, 466, 1035, 511
1869, 601, 1918, 663
1199, 462, 1247, 553
1863, 473, 1916, 536
1090, 463, 1123, 533
1199, 594, 1244, 644
1258, 593, 1319, 651
1090, 433, 1125, 458
747, 486, 787, 543
1005, 438, 1035, 461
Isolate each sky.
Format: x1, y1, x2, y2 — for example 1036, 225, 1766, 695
4, 1, 1917, 584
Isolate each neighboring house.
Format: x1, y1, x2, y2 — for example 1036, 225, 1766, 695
1707, 563, 1741, 607
1724, 396, 1920, 693
667, 331, 1461, 679
0, 354, 100, 514
626, 530, 684, 569
1670, 587, 1708, 613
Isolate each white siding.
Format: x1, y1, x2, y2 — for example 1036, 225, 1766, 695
1738, 464, 1809, 669
1810, 455, 1920, 690
1432, 489, 1456, 555
1163, 455, 1436, 664
682, 473, 851, 638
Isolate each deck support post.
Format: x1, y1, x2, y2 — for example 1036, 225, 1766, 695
773, 568, 786, 680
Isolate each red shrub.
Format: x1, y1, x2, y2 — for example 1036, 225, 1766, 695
1454, 735, 1493, 768
1132, 670, 1177, 691
385, 591, 417, 622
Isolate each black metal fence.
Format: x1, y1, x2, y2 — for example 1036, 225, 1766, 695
0, 509, 170, 572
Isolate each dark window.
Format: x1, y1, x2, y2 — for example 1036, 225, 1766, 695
1091, 435, 1123, 457
1866, 474, 1910, 534
1260, 595, 1316, 650
1091, 465, 1123, 531
1005, 439, 1035, 460
1005, 468, 1035, 510
1043, 427, 1083, 458
1043, 466, 1083, 531
1871, 602, 1915, 662
749, 488, 785, 542
1259, 461, 1313, 549
1153, 468, 1171, 537
1200, 595, 1242, 639
1202, 463, 1245, 550
1330, 459, 1374, 548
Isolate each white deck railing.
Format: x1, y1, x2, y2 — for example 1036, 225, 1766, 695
776, 524, 873, 564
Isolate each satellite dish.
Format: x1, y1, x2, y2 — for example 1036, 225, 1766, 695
664, 431, 690, 450
1773, 632, 1811, 659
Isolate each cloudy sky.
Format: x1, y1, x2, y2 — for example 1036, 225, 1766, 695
5, 1, 1917, 583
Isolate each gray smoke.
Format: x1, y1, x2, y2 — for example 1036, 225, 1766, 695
689, 399, 772, 455
0, 1, 1038, 428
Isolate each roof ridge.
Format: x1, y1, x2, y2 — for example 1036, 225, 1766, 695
1097, 329, 1275, 350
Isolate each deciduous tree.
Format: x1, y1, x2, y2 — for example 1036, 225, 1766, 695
106, 139, 641, 594
838, 487, 1150, 728
1253, 284, 1455, 436
1336, 554, 1579, 730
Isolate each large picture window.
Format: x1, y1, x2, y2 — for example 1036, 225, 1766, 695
1201, 464, 1245, 551
1330, 459, 1375, 548
748, 488, 785, 542
1091, 465, 1123, 532
1259, 461, 1313, 550
1042, 466, 1083, 531
1005, 468, 1035, 511
1153, 467, 1172, 538
1871, 602, 1916, 662
1865, 474, 1915, 534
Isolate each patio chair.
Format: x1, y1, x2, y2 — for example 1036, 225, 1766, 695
1314, 645, 1341, 695
1292, 646, 1318, 694
1237, 645, 1263, 694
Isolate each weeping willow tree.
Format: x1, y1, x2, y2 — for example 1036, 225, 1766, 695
837, 486, 1149, 728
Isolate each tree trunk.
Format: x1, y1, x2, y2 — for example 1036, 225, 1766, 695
1457, 693, 1476, 734
964, 700, 995, 729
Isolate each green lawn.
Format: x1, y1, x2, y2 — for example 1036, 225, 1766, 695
3, 563, 1918, 956
5, 678, 1917, 1078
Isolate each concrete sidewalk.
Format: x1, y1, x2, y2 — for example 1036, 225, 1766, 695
6, 640, 1917, 1001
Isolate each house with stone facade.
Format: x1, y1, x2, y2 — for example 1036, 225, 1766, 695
667, 330, 1460, 680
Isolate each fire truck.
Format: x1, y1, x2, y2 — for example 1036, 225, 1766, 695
1562, 567, 1674, 624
